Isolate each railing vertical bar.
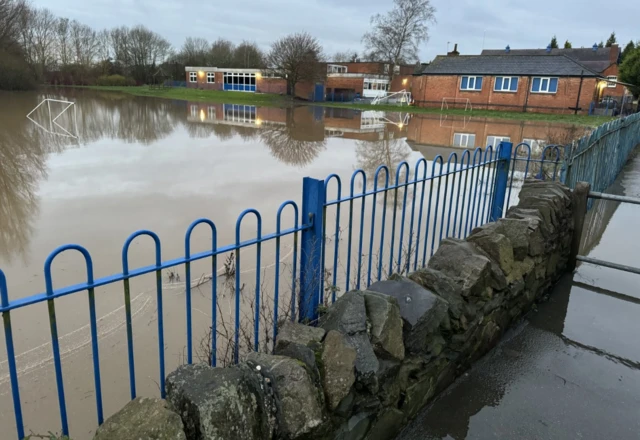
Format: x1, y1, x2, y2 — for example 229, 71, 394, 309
87, 286, 104, 425
457, 151, 471, 238
377, 173, 390, 281
122, 277, 136, 399
430, 159, 444, 257
466, 149, 482, 236
356, 173, 367, 290
368, 167, 387, 286
413, 160, 428, 270
396, 162, 410, 274
1, 271, 24, 440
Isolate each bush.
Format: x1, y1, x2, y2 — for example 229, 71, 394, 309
96, 74, 136, 87
0, 50, 36, 90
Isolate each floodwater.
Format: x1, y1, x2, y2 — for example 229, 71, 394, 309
0, 88, 583, 439
398, 155, 640, 439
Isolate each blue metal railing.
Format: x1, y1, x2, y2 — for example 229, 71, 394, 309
0, 140, 577, 439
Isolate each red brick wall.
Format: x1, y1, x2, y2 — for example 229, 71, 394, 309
413, 74, 597, 114
326, 77, 364, 94
257, 78, 287, 94
391, 75, 413, 92
186, 71, 222, 90
601, 64, 624, 97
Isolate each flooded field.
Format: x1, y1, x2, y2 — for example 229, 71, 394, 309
0, 88, 583, 438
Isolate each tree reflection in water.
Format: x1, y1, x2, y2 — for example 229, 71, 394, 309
355, 131, 412, 207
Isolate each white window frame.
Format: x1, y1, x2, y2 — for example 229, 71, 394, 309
207, 72, 215, 83
328, 64, 347, 74
522, 138, 547, 152
453, 133, 476, 148
607, 76, 617, 88
189, 72, 197, 83
460, 76, 483, 91
487, 135, 510, 147
190, 104, 198, 118
494, 76, 518, 92
531, 77, 558, 94
393, 65, 400, 74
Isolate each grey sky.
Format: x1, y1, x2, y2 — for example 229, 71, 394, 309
32, 0, 639, 62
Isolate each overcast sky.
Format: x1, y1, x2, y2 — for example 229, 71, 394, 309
31, 0, 639, 62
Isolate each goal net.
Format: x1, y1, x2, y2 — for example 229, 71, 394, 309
441, 97, 472, 111
371, 90, 412, 106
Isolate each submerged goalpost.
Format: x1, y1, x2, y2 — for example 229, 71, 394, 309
371, 90, 412, 106
26, 98, 79, 139
441, 97, 473, 111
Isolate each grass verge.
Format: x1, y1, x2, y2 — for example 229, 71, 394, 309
64, 85, 614, 126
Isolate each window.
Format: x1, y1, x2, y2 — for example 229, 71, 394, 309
190, 104, 198, 118
531, 77, 558, 93
393, 65, 400, 74
207, 72, 215, 83
453, 133, 476, 148
494, 76, 518, 92
461, 76, 483, 91
327, 64, 347, 74
487, 135, 510, 147
607, 76, 617, 88
189, 72, 197, 82
384, 64, 390, 74
522, 138, 546, 153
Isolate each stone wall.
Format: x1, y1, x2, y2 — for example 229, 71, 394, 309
94, 180, 574, 440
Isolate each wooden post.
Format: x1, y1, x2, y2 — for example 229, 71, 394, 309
569, 181, 590, 271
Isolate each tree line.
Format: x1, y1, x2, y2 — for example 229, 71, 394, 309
0, 0, 436, 93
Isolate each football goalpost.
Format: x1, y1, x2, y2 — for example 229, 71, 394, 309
371, 90, 412, 106
26, 98, 79, 139
441, 97, 473, 111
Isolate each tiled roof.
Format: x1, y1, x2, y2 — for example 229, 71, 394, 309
481, 47, 615, 73
418, 55, 598, 77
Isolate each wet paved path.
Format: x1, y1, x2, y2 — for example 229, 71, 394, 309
397, 156, 640, 440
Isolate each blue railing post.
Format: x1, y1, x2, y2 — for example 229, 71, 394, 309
299, 177, 325, 323
490, 141, 513, 222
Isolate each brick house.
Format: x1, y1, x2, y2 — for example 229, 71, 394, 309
413, 54, 601, 114
324, 62, 414, 100
185, 67, 287, 94
482, 44, 624, 101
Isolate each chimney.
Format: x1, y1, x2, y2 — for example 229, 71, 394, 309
546, 44, 552, 53
592, 43, 598, 52
447, 43, 460, 56
505, 45, 510, 54
610, 43, 620, 64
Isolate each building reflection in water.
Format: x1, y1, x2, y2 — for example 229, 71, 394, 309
2, 87, 584, 262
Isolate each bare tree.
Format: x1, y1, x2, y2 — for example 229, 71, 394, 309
210, 38, 234, 67
265, 32, 324, 96
232, 41, 264, 68
19, 7, 58, 77
332, 50, 359, 62
0, 0, 27, 51
69, 20, 98, 66
179, 36, 210, 66
362, 0, 436, 66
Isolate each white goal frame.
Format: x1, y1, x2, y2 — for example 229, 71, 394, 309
26, 99, 78, 139
441, 97, 473, 111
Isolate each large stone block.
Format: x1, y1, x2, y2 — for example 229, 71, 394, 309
368, 277, 448, 355
320, 292, 379, 390
365, 408, 405, 440
275, 321, 326, 351
321, 330, 356, 411
246, 353, 323, 439
363, 291, 405, 360
494, 218, 532, 261
166, 363, 275, 440
93, 397, 186, 440
467, 230, 514, 275
428, 239, 507, 296
407, 268, 473, 321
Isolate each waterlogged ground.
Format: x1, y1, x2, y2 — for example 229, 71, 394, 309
0, 88, 583, 439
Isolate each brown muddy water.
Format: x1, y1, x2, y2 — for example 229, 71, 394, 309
0, 88, 583, 439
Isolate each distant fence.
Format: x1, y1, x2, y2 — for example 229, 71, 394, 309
563, 112, 640, 194
1, 113, 636, 439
